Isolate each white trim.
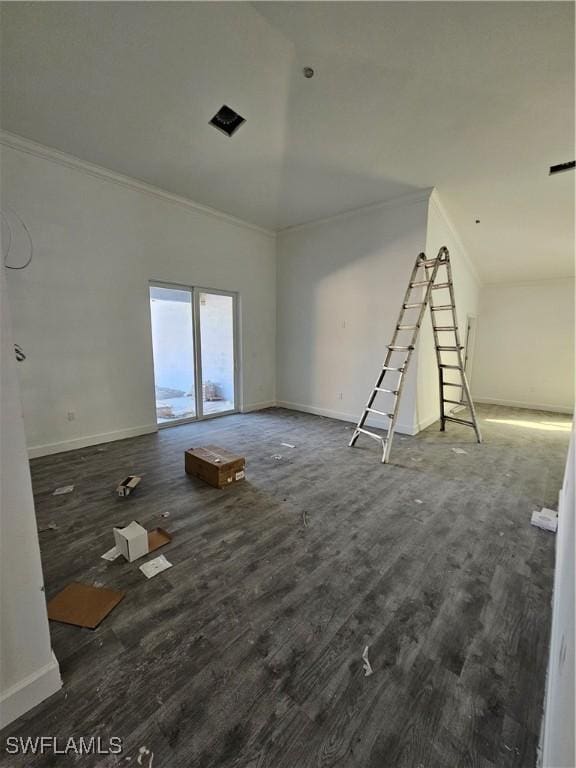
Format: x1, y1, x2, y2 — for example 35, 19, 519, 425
474, 396, 573, 415
28, 424, 158, 459
278, 188, 434, 236
0, 130, 275, 239
0, 652, 61, 729
483, 276, 576, 288
276, 400, 418, 436
428, 189, 483, 287
241, 401, 276, 413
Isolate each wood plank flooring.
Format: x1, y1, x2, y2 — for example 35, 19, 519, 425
1, 404, 571, 767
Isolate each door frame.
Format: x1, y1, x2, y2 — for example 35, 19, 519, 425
148, 281, 240, 428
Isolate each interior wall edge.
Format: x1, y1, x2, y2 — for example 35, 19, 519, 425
428, 189, 483, 287
0, 652, 61, 730
473, 397, 574, 416
27, 424, 158, 460
0, 129, 276, 239
275, 401, 419, 437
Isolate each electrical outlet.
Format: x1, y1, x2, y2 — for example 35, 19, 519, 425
67, 411, 75, 422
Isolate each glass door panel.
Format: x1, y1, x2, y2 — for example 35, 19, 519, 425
198, 291, 236, 416
149, 286, 196, 424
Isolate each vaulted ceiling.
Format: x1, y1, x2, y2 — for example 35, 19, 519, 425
1, 2, 574, 282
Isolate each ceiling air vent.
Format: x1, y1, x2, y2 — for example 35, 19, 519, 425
209, 105, 246, 137
549, 160, 575, 175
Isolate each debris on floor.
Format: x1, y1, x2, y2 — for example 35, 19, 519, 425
53, 485, 74, 496
362, 645, 374, 677
451, 447, 468, 455
414, 499, 423, 505
530, 508, 558, 533
114, 521, 149, 562
161, 511, 170, 518
116, 475, 142, 497
139, 555, 172, 579
38, 522, 58, 532
302, 510, 309, 528
47, 582, 125, 629
281, 442, 296, 448
101, 545, 122, 561
137, 746, 154, 768
185, 445, 245, 488
272, 454, 283, 461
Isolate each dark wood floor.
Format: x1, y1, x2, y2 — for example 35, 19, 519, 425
1, 405, 571, 767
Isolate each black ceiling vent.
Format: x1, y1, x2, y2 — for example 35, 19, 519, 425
549, 160, 575, 175
209, 105, 246, 137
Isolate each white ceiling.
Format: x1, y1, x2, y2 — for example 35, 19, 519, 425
1, 2, 574, 282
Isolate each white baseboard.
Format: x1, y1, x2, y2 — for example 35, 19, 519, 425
275, 400, 418, 435
28, 424, 158, 459
240, 401, 276, 413
474, 397, 573, 415
0, 652, 61, 729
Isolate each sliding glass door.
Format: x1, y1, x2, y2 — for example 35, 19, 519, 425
149, 284, 238, 426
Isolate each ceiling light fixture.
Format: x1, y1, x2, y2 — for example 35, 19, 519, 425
209, 105, 246, 138
549, 160, 575, 175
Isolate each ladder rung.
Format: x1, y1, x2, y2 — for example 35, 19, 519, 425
403, 303, 425, 309
366, 407, 394, 418
430, 305, 455, 311
436, 346, 464, 351
388, 345, 414, 351
444, 415, 476, 428
356, 427, 386, 442
410, 281, 429, 287
382, 366, 405, 372
432, 283, 451, 289
443, 398, 463, 406
422, 259, 439, 267
397, 325, 417, 331
434, 326, 457, 331
439, 364, 461, 370
375, 387, 398, 395
443, 382, 463, 388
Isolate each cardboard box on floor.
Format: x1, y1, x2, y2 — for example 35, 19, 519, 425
112, 521, 173, 562
185, 446, 245, 489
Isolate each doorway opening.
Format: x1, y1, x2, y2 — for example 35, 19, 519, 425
149, 284, 238, 426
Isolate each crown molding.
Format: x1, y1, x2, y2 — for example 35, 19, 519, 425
278, 187, 434, 236
428, 189, 483, 286
0, 130, 276, 239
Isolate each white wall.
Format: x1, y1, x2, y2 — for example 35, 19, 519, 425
1, 136, 276, 456
417, 191, 482, 430
0, 267, 61, 728
472, 280, 575, 414
541, 426, 575, 768
276, 192, 431, 434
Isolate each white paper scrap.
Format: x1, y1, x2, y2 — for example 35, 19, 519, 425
53, 485, 74, 495
451, 448, 468, 455
362, 645, 374, 677
414, 499, 423, 505
530, 508, 558, 533
281, 443, 296, 449
101, 545, 122, 561
139, 555, 173, 579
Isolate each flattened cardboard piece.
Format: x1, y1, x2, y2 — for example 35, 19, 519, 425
47, 583, 125, 629
148, 527, 172, 553
116, 475, 142, 497
113, 520, 149, 562
185, 445, 245, 489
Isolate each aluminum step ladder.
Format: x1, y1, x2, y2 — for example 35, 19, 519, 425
349, 247, 482, 463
